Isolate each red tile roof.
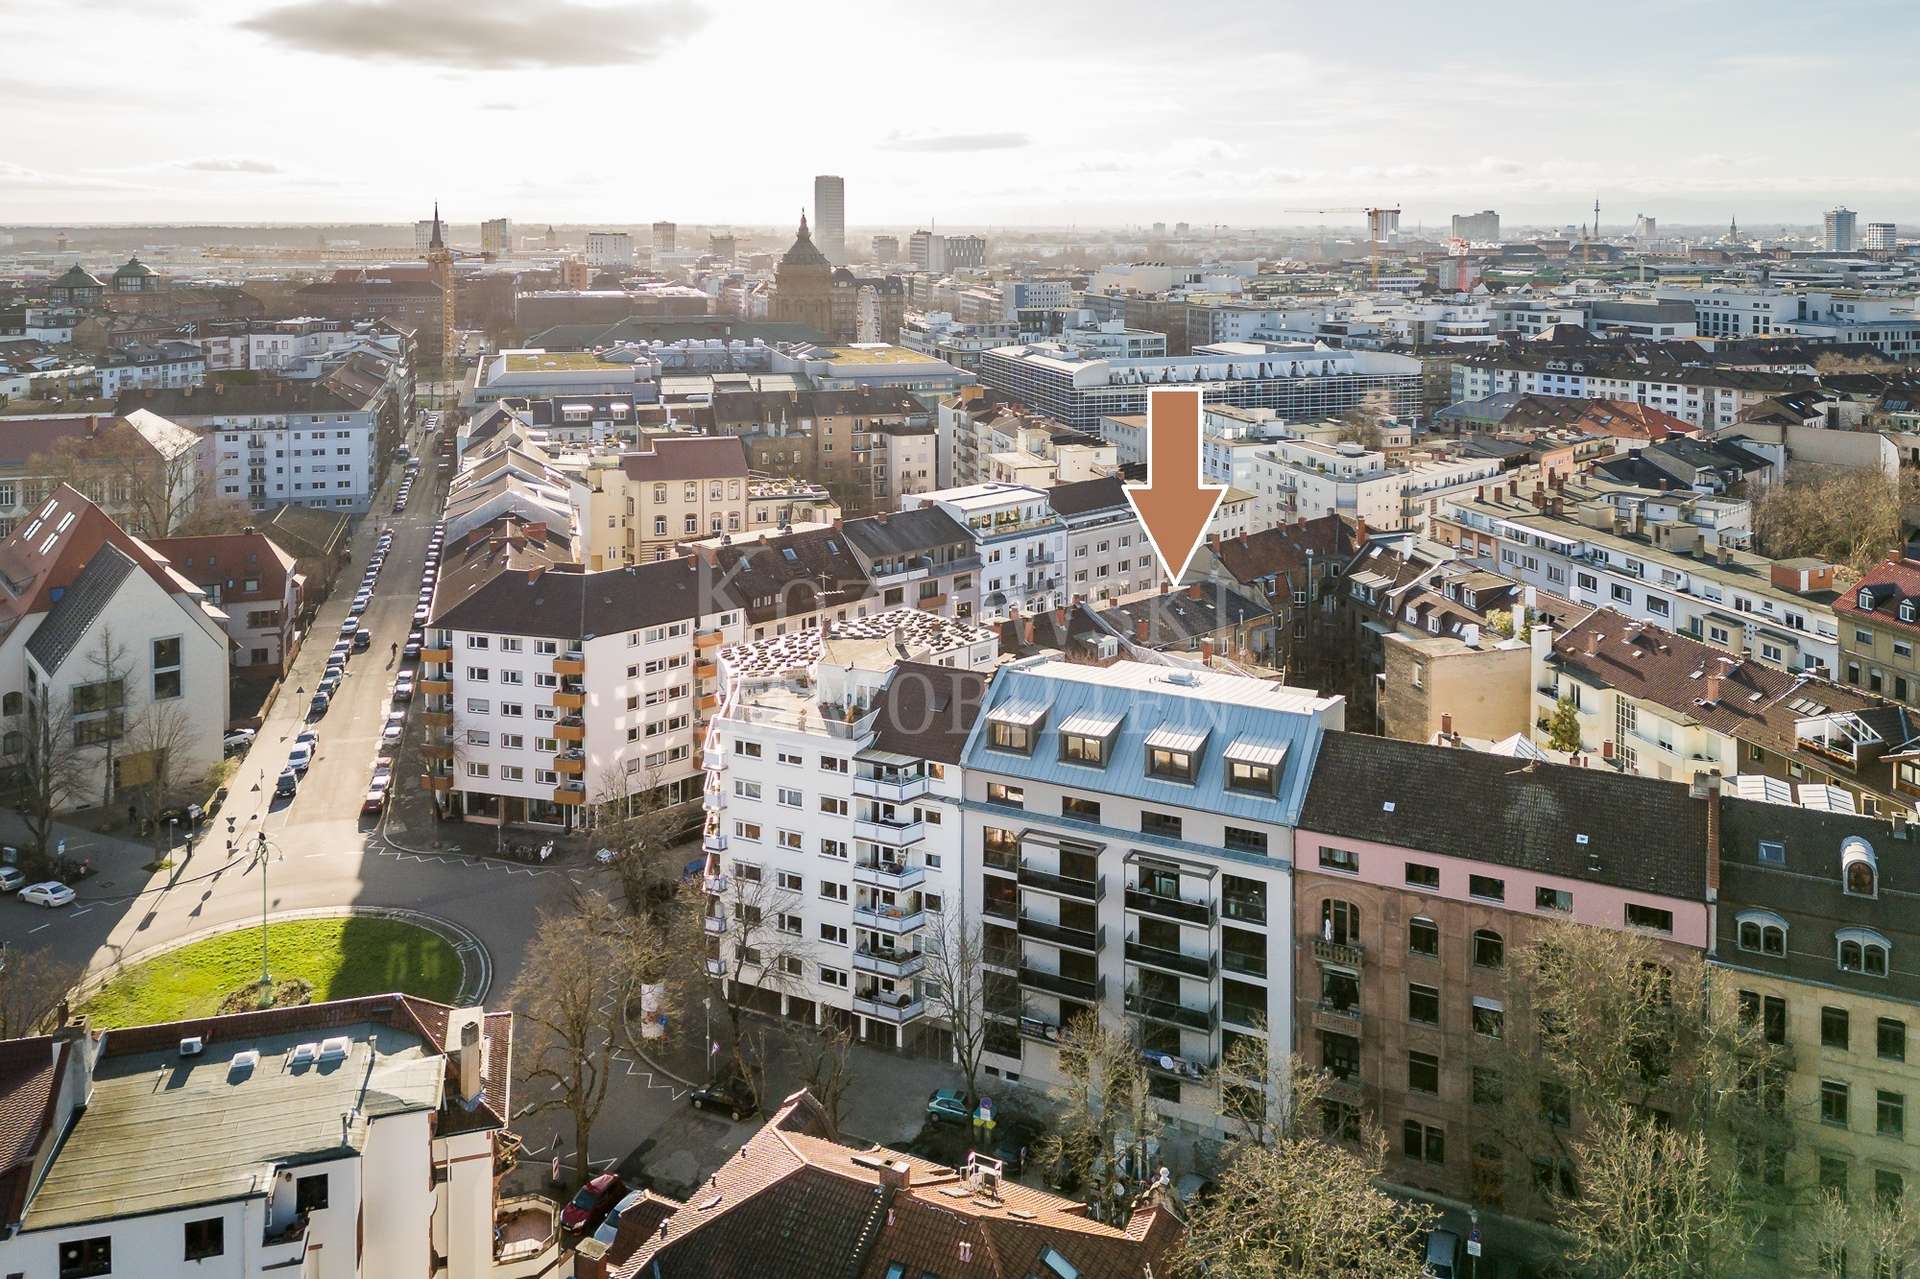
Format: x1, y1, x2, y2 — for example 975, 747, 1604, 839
0, 1036, 68, 1226
0, 484, 186, 642
147, 531, 299, 606
1835, 557, 1920, 636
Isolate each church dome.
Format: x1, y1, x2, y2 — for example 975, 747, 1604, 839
780, 214, 830, 268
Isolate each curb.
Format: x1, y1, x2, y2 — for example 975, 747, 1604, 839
73, 904, 493, 1008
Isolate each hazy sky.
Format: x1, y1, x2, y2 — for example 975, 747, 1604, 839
7, 0, 1920, 229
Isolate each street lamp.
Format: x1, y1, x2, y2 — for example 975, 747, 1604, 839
248, 830, 280, 999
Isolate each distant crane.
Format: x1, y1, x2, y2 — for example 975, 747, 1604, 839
1283, 206, 1400, 287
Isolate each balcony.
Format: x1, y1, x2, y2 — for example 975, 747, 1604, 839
552, 653, 585, 677
493, 1195, 560, 1279
853, 946, 925, 978
422, 772, 452, 793
421, 741, 453, 761
1125, 884, 1216, 926
1140, 1048, 1216, 1082
1125, 935, 1218, 979
259, 1215, 309, 1268
703, 830, 729, 854
853, 992, 926, 1023
695, 629, 724, 650
697, 692, 721, 712
553, 750, 586, 776
421, 645, 452, 663
1019, 859, 1104, 902
553, 783, 586, 806
918, 593, 948, 611
853, 904, 926, 934
419, 677, 452, 696
983, 897, 1017, 924
1019, 966, 1103, 1002
853, 772, 929, 802
1222, 895, 1268, 927
982, 848, 1018, 878
1018, 913, 1103, 953
1221, 949, 1268, 980
552, 688, 586, 711
703, 914, 728, 935
853, 858, 925, 890
1017, 1014, 1061, 1043
1125, 990, 1219, 1032
695, 659, 718, 681
704, 957, 727, 977
1311, 938, 1365, 967
702, 874, 729, 896
854, 817, 924, 847
554, 716, 585, 742
1309, 1001, 1362, 1035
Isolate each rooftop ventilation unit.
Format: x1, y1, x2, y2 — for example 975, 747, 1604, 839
230, 1049, 261, 1074
318, 1036, 351, 1063
179, 1036, 204, 1058
289, 1042, 321, 1068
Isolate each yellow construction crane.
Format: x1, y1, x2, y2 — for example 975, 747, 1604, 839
1284, 206, 1399, 287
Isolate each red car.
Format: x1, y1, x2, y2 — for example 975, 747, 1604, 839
560, 1173, 627, 1234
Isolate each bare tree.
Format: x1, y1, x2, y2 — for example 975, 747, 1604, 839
1752, 463, 1918, 578
707, 871, 813, 1104
1336, 386, 1395, 451
170, 494, 259, 537
787, 1018, 857, 1140
0, 942, 81, 1038
124, 697, 199, 860
594, 763, 695, 914
511, 892, 668, 1187
923, 908, 994, 1107
1039, 1010, 1165, 1219
1214, 1014, 1307, 1147
31, 419, 195, 538
16, 686, 88, 860
1564, 1108, 1760, 1279
73, 627, 134, 814
1798, 1185, 1920, 1277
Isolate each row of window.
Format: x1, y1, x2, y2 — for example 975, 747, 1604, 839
1315, 848, 1669, 932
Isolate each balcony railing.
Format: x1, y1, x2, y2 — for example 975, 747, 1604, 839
983, 897, 1017, 923
553, 784, 586, 806
1308, 1001, 1360, 1034
1017, 913, 1103, 953
1019, 966, 1103, 1002
1311, 938, 1364, 967
1125, 990, 1219, 1032
853, 946, 925, 978
1124, 884, 1216, 926
553, 750, 586, 776
853, 859, 925, 890
702, 914, 728, 935
1222, 949, 1268, 979
1222, 895, 1268, 927
552, 653, 585, 677
853, 773, 930, 802
853, 993, 926, 1023
1140, 1048, 1216, 1081
1017, 859, 1104, 902
982, 848, 1018, 877
1125, 935, 1218, 979
852, 905, 926, 934
703, 831, 729, 854
854, 817, 925, 847
554, 716, 585, 742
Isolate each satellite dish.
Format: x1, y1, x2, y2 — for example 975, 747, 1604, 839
1158, 1055, 1176, 1071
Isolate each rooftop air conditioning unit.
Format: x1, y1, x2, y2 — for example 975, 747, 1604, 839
179, 1036, 204, 1058
318, 1036, 351, 1063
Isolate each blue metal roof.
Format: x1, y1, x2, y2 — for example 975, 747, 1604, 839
960, 661, 1335, 828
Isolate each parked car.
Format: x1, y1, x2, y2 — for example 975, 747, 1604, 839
353, 628, 372, 652
20, 881, 75, 908
316, 672, 342, 697
381, 711, 405, 744
687, 1076, 757, 1121
393, 671, 416, 702
0, 865, 25, 892
331, 639, 353, 661
287, 742, 314, 772
402, 638, 422, 660
560, 1173, 627, 1233
338, 619, 359, 638
223, 729, 256, 756
307, 690, 331, 718
296, 728, 319, 752
276, 767, 299, 798
926, 1088, 971, 1125
362, 776, 391, 815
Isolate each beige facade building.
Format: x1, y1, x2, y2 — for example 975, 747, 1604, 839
1377, 630, 1531, 744
578, 436, 750, 568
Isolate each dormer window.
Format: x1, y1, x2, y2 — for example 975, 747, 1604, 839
1860, 588, 1878, 610
1902, 599, 1916, 624
1144, 725, 1207, 783
1736, 909, 1788, 957
985, 700, 1047, 756
1838, 927, 1891, 977
1842, 836, 1878, 898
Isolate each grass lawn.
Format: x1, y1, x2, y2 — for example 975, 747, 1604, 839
82, 917, 463, 1028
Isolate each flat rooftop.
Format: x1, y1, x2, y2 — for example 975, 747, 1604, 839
814, 344, 936, 366
25, 1021, 444, 1231
502, 351, 629, 374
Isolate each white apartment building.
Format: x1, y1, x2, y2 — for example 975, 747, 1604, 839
93, 341, 206, 398
1437, 484, 1841, 675
1048, 476, 1159, 607
0, 996, 543, 1279
960, 659, 1343, 1134
1239, 436, 1503, 534
1449, 352, 1790, 431
903, 483, 1066, 620
421, 553, 745, 827
699, 613, 999, 1050
586, 232, 634, 267
1491, 298, 1590, 337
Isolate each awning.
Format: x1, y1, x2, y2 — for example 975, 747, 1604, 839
987, 699, 1049, 728
1058, 709, 1125, 738
1144, 724, 1210, 754
1223, 738, 1288, 768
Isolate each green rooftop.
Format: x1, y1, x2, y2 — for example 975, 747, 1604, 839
503, 351, 627, 374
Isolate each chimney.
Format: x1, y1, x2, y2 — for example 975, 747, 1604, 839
1705, 672, 1722, 703
1187, 583, 1203, 601
458, 1017, 485, 1103
1602, 739, 1614, 761
1699, 772, 1722, 903
1054, 605, 1066, 627
1441, 712, 1454, 738
878, 1160, 914, 1191
997, 618, 1017, 648
1353, 516, 1368, 544
1207, 532, 1220, 550
1584, 629, 1600, 656
1021, 618, 1033, 646
1200, 638, 1215, 664
1135, 617, 1150, 644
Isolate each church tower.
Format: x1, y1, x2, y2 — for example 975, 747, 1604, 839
772, 212, 835, 342
424, 200, 456, 370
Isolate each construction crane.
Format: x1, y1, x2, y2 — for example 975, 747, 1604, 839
1283, 206, 1400, 287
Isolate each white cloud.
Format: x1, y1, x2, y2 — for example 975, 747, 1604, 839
238, 0, 707, 69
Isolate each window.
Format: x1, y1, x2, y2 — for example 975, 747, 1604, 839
1468, 874, 1505, 902
151, 635, 183, 699
732, 820, 761, 842
1819, 1155, 1848, 1197
987, 782, 1024, 809
819, 965, 848, 989
819, 755, 848, 774
1838, 928, 1891, 977
1405, 862, 1439, 889
1408, 917, 1439, 957
1227, 760, 1275, 794
989, 720, 1036, 754
733, 779, 761, 801
778, 830, 802, 851
1822, 1006, 1850, 1050
1879, 1090, 1906, 1138
1318, 846, 1358, 874
296, 1172, 329, 1213
734, 740, 762, 758
1535, 886, 1573, 914
1625, 903, 1673, 934
1843, 838, 1878, 898
1472, 1066, 1505, 1106
1061, 795, 1101, 822
1737, 911, 1787, 957
1147, 747, 1196, 782
778, 750, 802, 767
1408, 1050, 1439, 1094
1223, 825, 1266, 855
777, 787, 802, 808
1140, 810, 1183, 840
820, 837, 846, 859
1757, 839, 1785, 865
778, 871, 803, 892
1540, 1081, 1571, 1128
819, 880, 848, 903
184, 1217, 224, 1261
1880, 1018, 1907, 1062
1402, 1120, 1446, 1166
1472, 929, 1504, 969
1473, 997, 1505, 1039
1408, 983, 1440, 1025
819, 922, 848, 945
1819, 1078, 1864, 1138
819, 796, 848, 817
1061, 732, 1106, 765
60, 1237, 112, 1278
1321, 899, 1361, 944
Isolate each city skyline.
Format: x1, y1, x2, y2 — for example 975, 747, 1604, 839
7, 0, 1920, 226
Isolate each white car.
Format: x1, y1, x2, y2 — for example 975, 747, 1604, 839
287, 742, 314, 772
21, 881, 75, 908
223, 728, 257, 756
381, 711, 406, 744
393, 671, 416, 702
0, 865, 25, 892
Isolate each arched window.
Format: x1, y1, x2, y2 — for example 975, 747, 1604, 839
1736, 910, 1788, 958
1472, 929, 1505, 969
1842, 836, 1878, 898
1, 692, 19, 717
1837, 927, 1891, 977
1321, 899, 1361, 945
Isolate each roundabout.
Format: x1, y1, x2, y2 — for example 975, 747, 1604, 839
77, 906, 490, 1028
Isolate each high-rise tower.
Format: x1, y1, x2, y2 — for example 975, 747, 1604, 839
424, 201, 456, 371
813, 175, 846, 266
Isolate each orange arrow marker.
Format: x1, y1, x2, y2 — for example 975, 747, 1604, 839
1125, 389, 1226, 584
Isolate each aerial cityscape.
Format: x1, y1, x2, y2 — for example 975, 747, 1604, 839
4, 2, 1920, 1277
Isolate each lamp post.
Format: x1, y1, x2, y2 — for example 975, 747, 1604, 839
254, 831, 273, 995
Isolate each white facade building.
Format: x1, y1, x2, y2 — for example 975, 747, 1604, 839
586, 232, 634, 267
903, 483, 1066, 619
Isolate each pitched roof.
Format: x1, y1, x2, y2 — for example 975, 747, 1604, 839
27, 542, 138, 674
1837, 556, 1920, 636
867, 662, 989, 764
1046, 475, 1128, 518
1204, 513, 1364, 590
618, 435, 749, 483
1098, 583, 1267, 647
1297, 730, 1710, 900
710, 527, 872, 623
147, 531, 298, 604
0, 484, 184, 645
0, 1036, 67, 1227
841, 506, 972, 561
431, 547, 740, 640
